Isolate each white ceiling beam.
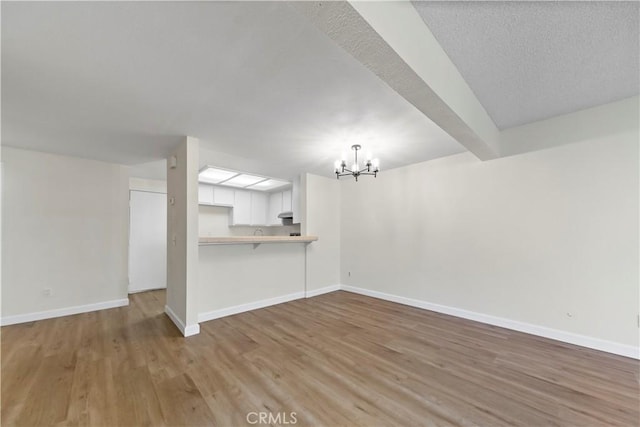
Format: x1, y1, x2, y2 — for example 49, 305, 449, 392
293, 1, 500, 160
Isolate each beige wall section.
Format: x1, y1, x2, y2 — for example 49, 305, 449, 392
198, 244, 305, 316
303, 173, 341, 293
198, 205, 300, 237
1, 147, 129, 317
500, 96, 639, 157
1, 145, 3, 319
166, 137, 200, 336
341, 133, 639, 348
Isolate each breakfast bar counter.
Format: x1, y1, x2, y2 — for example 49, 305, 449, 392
199, 235, 318, 245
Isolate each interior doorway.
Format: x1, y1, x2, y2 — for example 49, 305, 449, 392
129, 190, 167, 293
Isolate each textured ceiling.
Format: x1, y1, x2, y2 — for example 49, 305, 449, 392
1, 1, 464, 179
413, 1, 640, 129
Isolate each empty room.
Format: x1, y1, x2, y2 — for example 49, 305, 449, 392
1, 1, 638, 426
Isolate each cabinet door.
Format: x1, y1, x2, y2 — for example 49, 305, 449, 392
268, 192, 283, 225
251, 192, 267, 225
292, 175, 300, 224
232, 190, 251, 225
198, 184, 214, 205
282, 190, 292, 212
213, 186, 234, 205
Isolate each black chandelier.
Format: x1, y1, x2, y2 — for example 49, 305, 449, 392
334, 145, 380, 181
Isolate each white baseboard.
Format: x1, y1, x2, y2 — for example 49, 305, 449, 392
1, 298, 129, 326
198, 291, 306, 323
306, 284, 341, 298
164, 304, 200, 337
128, 285, 167, 294
341, 285, 639, 360
184, 323, 200, 336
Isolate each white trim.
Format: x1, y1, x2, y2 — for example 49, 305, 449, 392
1, 298, 129, 326
306, 284, 341, 298
164, 304, 200, 337
198, 291, 305, 323
184, 323, 200, 337
129, 178, 167, 194
341, 285, 639, 360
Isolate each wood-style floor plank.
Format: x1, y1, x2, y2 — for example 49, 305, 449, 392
2, 290, 638, 426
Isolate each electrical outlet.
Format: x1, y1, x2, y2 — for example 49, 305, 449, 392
43, 288, 52, 297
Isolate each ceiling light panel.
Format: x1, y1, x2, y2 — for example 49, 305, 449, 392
223, 174, 267, 188
247, 179, 290, 191
199, 167, 238, 184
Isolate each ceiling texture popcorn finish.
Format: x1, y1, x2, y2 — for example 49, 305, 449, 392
412, 1, 640, 129
2, 1, 638, 178
1, 1, 463, 178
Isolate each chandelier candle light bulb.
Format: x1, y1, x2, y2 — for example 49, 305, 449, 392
334, 144, 380, 181
334, 160, 341, 173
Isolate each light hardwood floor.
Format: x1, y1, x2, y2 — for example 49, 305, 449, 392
2, 290, 638, 426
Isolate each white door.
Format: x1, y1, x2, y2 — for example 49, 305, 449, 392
129, 190, 167, 293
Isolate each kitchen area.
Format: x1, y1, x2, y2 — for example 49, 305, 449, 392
195, 166, 319, 323
162, 137, 338, 337
198, 166, 304, 239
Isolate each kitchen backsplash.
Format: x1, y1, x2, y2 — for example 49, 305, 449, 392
199, 205, 301, 237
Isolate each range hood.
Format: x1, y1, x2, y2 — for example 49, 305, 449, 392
277, 211, 293, 219
278, 211, 294, 226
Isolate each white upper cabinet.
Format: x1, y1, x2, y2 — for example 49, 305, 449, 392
213, 187, 234, 205
199, 184, 234, 206
231, 190, 268, 226
251, 192, 268, 225
198, 184, 214, 205
282, 189, 292, 212
266, 189, 294, 225
268, 192, 283, 225
292, 175, 301, 224
231, 190, 251, 225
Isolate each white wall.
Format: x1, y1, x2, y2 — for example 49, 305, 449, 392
129, 177, 166, 193
199, 206, 233, 237
1, 147, 129, 321
500, 96, 639, 157
302, 173, 341, 293
198, 244, 306, 319
341, 133, 639, 352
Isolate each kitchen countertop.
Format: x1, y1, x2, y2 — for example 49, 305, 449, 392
199, 235, 318, 245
